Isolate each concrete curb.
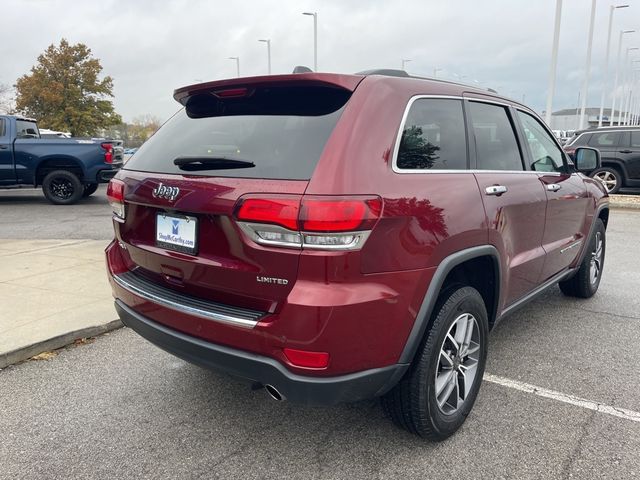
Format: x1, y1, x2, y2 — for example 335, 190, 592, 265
0, 319, 123, 370
608, 195, 640, 210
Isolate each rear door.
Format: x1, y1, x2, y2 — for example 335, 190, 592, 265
467, 100, 547, 306
586, 131, 621, 167
116, 82, 355, 312
0, 118, 14, 184
515, 109, 589, 281
617, 131, 640, 182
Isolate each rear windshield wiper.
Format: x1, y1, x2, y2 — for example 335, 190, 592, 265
173, 156, 255, 171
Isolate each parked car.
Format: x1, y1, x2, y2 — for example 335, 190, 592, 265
564, 126, 640, 193
105, 71, 609, 439
0, 116, 123, 204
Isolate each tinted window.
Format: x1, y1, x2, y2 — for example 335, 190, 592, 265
630, 131, 640, 148
125, 86, 349, 180
0, 118, 5, 137
588, 132, 619, 147
517, 111, 565, 172
468, 102, 523, 171
15, 120, 39, 139
396, 99, 467, 170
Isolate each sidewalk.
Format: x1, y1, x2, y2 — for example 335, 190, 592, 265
0, 239, 121, 368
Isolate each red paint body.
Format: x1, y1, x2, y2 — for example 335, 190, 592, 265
106, 73, 608, 379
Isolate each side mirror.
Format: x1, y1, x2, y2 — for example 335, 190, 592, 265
574, 147, 600, 172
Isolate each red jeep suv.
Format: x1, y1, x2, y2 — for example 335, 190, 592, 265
106, 71, 608, 439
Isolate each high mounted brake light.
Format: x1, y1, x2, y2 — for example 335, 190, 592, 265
234, 195, 382, 250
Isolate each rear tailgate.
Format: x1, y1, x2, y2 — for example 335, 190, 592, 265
114, 74, 362, 314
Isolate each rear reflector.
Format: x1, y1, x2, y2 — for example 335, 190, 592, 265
283, 348, 330, 369
106, 179, 125, 219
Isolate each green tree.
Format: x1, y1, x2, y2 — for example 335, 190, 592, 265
15, 39, 121, 136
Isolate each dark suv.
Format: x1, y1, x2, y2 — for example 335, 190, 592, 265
565, 126, 640, 193
106, 72, 609, 439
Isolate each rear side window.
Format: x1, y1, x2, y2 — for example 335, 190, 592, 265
125, 86, 350, 180
468, 102, 523, 171
396, 98, 467, 170
0, 118, 5, 137
588, 132, 619, 147
630, 131, 640, 148
15, 120, 39, 139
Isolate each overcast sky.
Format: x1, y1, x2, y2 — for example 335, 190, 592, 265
1, 0, 639, 122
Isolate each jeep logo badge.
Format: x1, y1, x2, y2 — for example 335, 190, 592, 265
152, 183, 180, 201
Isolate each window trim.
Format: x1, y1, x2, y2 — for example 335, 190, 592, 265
392, 95, 548, 175
391, 95, 470, 174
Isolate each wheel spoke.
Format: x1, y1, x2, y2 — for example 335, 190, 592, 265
459, 361, 478, 400
437, 371, 457, 407
435, 369, 454, 397
440, 349, 454, 367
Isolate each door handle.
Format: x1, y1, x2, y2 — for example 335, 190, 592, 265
619, 150, 632, 154
546, 184, 562, 192
0, 145, 8, 150
485, 185, 508, 196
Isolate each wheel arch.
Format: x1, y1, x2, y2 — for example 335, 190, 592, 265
35, 157, 85, 186
398, 245, 501, 365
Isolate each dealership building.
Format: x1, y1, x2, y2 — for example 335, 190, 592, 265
549, 107, 627, 131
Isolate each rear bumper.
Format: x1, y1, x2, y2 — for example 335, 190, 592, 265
97, 165, 121, 182
114, 299, 407, 405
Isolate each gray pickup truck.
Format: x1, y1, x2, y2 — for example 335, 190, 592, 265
0, 115, 123, 204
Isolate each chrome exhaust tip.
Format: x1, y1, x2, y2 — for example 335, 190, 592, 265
264, 384, 285, 401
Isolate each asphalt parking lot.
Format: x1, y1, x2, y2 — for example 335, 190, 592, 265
1, 192, 639, 479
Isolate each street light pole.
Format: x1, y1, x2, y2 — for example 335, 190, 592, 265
598, 5, 629, 127
302, 12, 318, 71
610, 30, 634, 125
545, 0, 563, 125
578, 0, 597, 130
228, 56, 240, 77
258, 39, 271, 74
401, 59, 411, 70
624, 63, 640, 124
618, 46, 638, 125
433, 67, 442, 78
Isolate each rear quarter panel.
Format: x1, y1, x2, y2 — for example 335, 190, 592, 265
13, 138, 107, 184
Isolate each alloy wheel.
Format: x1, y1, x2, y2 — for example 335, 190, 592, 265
593, 171, 618, 193
50, 177, 74, 200
590, 231, 603, 285
435, 313, 481, 415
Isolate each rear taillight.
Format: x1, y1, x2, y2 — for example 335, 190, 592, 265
106, 179, 125, 220
234, 195, 382, 251
101, 142, 114, 163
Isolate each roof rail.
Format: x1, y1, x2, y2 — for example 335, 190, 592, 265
355, 69, 410, 77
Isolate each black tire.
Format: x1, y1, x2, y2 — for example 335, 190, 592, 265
590, 167, 622, 194
559, 219, 606, 298
82, 183, 99, 198
42, 170, 84, 205
381, 286, 489, 440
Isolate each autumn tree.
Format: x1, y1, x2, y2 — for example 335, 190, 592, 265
0, 83, 13, 114
15, 39, 121, 136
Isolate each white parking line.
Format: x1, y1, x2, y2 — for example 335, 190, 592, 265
484, 373, 640, 424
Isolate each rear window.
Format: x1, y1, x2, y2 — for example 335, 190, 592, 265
124, 86, 350, 180
16, 120, 39, 139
